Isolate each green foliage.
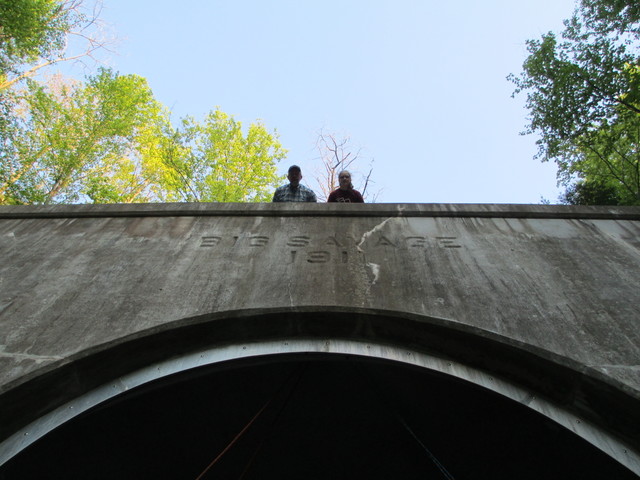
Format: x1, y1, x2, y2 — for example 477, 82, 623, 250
0, 2, 286, 205
0, 0, 95, 166
141, 109, 286, 203
0, 0, 77, 83
509, 0, 640, 205
1, 68, 160, 204
560, 179, 622, 205
579, 0, 640, 38
1, 69, 286, 204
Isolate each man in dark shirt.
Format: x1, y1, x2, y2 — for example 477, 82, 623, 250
272, 165, 317, 202
327, 170, 364, 203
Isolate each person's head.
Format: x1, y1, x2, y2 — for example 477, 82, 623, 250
338, 170, 353, 190
287, 165, 302, 187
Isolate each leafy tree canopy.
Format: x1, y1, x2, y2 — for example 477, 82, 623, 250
560, 178, 622, 205
509, 0, 640, 205
2, 68, 162, 204
1, 69, 286, 204
0, 0, 95, 90
0, 2, 287, 205
0, 0, 68, 68
103, 107, 286, 204
0, 0, 102, 166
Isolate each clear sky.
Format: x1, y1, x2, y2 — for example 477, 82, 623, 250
79, 0, 578, 203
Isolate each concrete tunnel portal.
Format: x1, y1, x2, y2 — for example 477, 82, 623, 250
0, 203, 639, 478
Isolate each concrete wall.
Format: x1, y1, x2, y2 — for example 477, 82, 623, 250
0, 203, 639, 470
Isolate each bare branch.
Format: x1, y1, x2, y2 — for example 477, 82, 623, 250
311, 129, 379, 202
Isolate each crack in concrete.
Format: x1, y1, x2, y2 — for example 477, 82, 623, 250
0, 300, 12, 316
592, 364, 640, 370
0, 348, 62, 362
366, 262, 380, 285
357, 217, 394, 253
288, 276, 294, 307
356, 217, 397, 287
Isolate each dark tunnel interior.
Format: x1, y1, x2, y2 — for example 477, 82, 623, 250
1, 353, 637, 480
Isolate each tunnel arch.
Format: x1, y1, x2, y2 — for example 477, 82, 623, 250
1, 307, 638, 475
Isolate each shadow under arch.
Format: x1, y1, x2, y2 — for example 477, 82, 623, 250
1, 307, 639, 475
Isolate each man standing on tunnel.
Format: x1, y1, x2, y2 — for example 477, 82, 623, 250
272, 165, 317, 202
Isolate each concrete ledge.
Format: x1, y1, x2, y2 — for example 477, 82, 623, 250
1, 202, 639, 219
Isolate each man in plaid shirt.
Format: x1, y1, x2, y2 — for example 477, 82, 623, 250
272, 165, 317, 202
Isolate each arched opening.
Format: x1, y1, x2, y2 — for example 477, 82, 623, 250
1, 349, 637, 479
0, 309, 638, 477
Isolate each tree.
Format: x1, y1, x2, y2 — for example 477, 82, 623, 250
0, 0, 108, 171
1, 70, 286, 204
579, 0, 640, 38
560, 178, 622, 205
0, 1, 286, 205
509, 0, 640, 205
312, 130, 376, 202
1, 68, 161, 204
0, 0, 107, 90
138, 109, 287, 203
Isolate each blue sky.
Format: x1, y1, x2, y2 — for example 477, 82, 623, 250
81, 0, 577, 203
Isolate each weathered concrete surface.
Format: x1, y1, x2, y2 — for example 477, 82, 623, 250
0, 203, 639, 466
